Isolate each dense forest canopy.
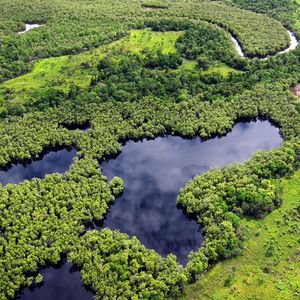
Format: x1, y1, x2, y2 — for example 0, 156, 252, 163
0, 0, 299, 299
0, 0, 293, 82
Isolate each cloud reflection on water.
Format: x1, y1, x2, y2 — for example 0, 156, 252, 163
102, 120, 282, 265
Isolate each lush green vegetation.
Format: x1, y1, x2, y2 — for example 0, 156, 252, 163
0, 157, 123, 298
0, 29, 183, 112
178, 141, 299, 281
0, 80, 299, 298
0, 0, 299, 299
183, 169, 300, 300
230, 0, 299, 29
68, 229, 186, 299
0, 0, 291, 82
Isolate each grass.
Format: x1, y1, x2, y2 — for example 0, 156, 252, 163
0, 29, 183, 100
119, 29, 182, 54
183, 169, 300, 300
0, 28, 241, 104
204, 63, 242, 77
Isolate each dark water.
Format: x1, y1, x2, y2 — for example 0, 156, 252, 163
100, 120, 282, 265
17, 263, 93, 300
14, 120, 281, 300
0, 147, 76, 185
60, 122, 90, 131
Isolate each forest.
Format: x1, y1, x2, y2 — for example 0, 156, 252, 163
0, 0, 299, 299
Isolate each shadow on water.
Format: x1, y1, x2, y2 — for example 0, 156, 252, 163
10, 119, 281, 299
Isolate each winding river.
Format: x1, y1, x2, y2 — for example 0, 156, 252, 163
18, 23, 43, 34
230, 30, 298, 58
15, 22, 297, 58
9, 119, 281, 299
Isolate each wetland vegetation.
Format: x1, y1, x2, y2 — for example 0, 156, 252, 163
0, 0, 299, 299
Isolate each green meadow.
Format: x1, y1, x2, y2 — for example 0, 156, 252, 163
0, 28, 241, 105
184, 170, 300, 300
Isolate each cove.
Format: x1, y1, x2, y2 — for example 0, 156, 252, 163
0, 147, 76, 185
16, 263, 93, 300
100, 119, 282, 265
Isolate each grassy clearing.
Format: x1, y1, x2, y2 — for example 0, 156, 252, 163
204, 63, 242, 77
1, 28, 241, 103
174, 61, 242, 77
0, 29, 183, 100
119, 29, 182, 54
183, 170, 300, 300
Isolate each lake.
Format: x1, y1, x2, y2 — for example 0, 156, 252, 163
13, 119, 281, 299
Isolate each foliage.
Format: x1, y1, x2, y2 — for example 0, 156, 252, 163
175, 23, 238, 67
178, 141, 300, 280
109, 176, 125, 197
183, 169, 300, 300
0, 1, 299, 299
68, 229, 187, 300
230, 0, 299, 28
0, 79, 299, 298
0, 156, 122, 299
0, 0, 290, 81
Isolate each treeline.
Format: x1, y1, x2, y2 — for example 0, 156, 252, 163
0, 85, 300, 298
0, 81, 299, 167
175, 23, 245, 69
157, 1, 290, 58
1, 17, 299, 119
145, 19, 242, 67
0, 82, 299, 298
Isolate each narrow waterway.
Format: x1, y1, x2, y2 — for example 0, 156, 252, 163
18, 23, 43, 34
230, 30, 298, 58
230, 35, 244, 57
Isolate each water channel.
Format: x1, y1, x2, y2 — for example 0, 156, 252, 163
230, 30, 298, 58
18, 23, 44, 34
